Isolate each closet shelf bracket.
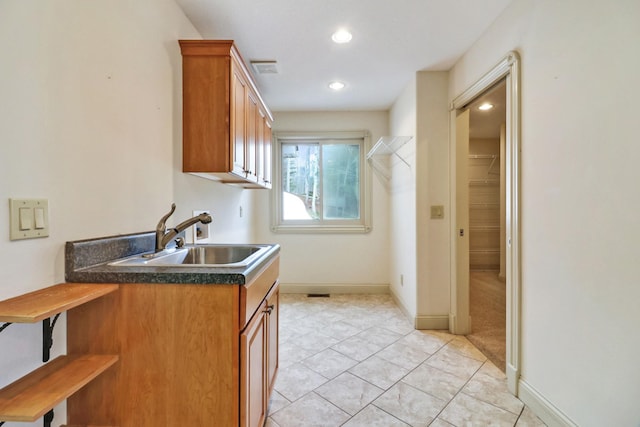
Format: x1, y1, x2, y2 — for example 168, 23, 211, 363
366, 136, 413, 180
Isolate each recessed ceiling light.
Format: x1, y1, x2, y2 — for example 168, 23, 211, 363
478, 103, 494, 111
331, 29, 352, 44
329, 81, 346, 91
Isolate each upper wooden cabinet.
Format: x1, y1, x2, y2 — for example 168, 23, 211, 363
179, 40, 274, 188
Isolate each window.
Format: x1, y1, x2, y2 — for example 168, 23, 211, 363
272, 131, 371, 233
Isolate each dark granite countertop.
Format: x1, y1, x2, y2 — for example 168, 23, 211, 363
65, 232, 280, 285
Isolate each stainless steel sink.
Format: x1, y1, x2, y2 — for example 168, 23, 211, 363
108, 244, 270, 268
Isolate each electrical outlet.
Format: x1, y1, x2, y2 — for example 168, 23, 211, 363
192, 210, 211, 243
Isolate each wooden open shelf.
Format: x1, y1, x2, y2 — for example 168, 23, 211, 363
0, 283, 118, 323
0, 354, 118, 422
0, 282, 119, 425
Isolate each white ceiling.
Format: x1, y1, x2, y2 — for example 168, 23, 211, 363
174, 0, 513, 112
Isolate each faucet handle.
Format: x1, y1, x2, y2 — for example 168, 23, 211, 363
156, 203, 176, 230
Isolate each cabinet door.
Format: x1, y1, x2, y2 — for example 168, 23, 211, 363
265, 282, 279, 393
256, 108, 265, 187
262, 117, 273, 189
232, 63, 247, 178
246, 90, 259, 183
240, 303, 267, 427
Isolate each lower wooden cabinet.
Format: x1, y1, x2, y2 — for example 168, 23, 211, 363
67, 257, 279, 427
266, 283, 279, 394
240, 281, 279, 427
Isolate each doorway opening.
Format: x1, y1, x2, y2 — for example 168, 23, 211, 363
465, 80, 507, 372
449, 51, 521, 394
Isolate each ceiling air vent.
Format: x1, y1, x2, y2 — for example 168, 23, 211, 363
251, 61, 279, 75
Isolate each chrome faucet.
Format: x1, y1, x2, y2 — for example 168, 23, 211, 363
155, 203, 213, 252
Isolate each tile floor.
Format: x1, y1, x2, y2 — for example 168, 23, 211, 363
266, 293, 546, 427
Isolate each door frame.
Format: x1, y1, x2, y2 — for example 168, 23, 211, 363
449, 51, 521, 394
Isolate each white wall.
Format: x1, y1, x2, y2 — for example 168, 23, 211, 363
415, 72, 450, 325
388, 78, 418, 317
388, 72, 450, 326
0, 2, 253, 426
449, 0, 640, 425
254, 111, 390, 289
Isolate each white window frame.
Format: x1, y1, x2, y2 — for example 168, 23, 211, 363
271, 131, 372, 233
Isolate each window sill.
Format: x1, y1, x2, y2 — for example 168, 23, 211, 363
271, 224, 371, 234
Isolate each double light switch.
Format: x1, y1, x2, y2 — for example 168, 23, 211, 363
10, 199, 49, 240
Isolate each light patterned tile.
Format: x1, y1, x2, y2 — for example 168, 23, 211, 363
373, 382, 446, 426
516, 406, 548, 426
331, 335, 383, 361
315, 372, 384, 415
274, 363, 328, 401
402, 364, 467, 401
278, 324, 299, 344
478, 358, 508, 379
422, 329, 456, 342
446, 335, 489, 362
379, 314, 415, 335
267, 389, 290, 415
397, 330, 450, 354
426, 347, 483, 380
302, 348, 359, 379
349, 355, 409, 389
308, 309, 348, 324
294, 330, 340, 353
376, 341, 430, 370
276, 293, 541, 427
265, 417, 281, 427
356, 326, 403, 348
279, 321, 315, 340
430, 418, 455, 427
439, 393, 519, 427
318, 320, 362, 340
340, 307, 392, 329
462, 362, 524, 414
270, 392, 350, 427
342, 405, 410, 427
292, 315, 327, 331
278, 340, 315, 369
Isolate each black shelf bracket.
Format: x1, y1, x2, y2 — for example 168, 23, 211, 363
43, 409, 54, 427
42, 313, 60, 363
0, 322, 11, 334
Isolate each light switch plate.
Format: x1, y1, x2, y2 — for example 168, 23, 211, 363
10, 199, 49, 240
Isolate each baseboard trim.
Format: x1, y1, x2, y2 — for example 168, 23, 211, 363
280, 283, 389, 294
388, 288, 415, 323
388, 288, 450, 330
518, 379, 577, 427
415, 315, 449, 330
505, 363, 518, 394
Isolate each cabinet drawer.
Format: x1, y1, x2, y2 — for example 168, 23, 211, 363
240, 256, 279, 329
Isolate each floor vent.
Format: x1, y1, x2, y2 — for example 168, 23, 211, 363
307, 293, 330, 298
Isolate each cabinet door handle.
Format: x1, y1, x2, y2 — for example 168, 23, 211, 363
264, 304, 274, 314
